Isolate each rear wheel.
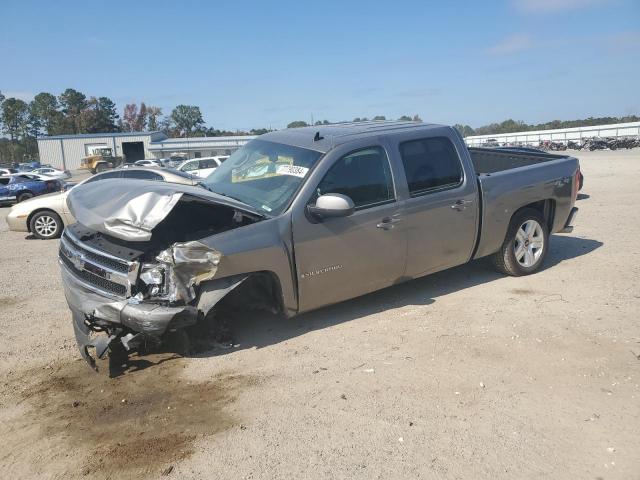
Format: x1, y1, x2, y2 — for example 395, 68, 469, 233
491, 208, 549, 276
16, 191, 34, 203
30, 210, 63, 239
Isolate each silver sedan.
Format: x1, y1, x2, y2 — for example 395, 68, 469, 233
6, 167, 199, 239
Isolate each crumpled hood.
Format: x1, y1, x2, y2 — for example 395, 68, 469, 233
67, 179, 259, 242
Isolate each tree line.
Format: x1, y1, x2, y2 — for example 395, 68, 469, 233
0, 88, 268, 163
453, 115, 640, 138
1, 87, 637, 163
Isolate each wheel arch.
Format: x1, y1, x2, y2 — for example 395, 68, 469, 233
26, 207, 64, 233
216, 270, 285, 314
512, 199, 555, 232
195, 270, 286, 321
15, 189, 34, 200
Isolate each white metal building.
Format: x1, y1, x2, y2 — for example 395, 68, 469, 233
37, 132, 167, 170
465, 121, 640, 146
37, 132, 256, 170
147, 135, 256, 160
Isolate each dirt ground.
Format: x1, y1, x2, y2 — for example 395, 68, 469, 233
0, 150, 639, 479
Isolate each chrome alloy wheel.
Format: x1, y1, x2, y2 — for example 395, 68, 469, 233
34, 215, 58, 238
514, 219, 544, 267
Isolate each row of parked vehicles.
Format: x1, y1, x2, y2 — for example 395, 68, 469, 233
1, 163, 71, 205
486, 136, 640, 152
127, 155, 229, 178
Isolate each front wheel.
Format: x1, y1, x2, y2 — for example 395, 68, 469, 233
95, 163, 109, 173
30, 210, 63, 239
491, 208, 549, 276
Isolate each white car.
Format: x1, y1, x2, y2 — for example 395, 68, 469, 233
6, 168, 199, 239
0, 168, 18, 176
31, 166, 71, 180
9, 172, 58, 182
177, 156, 228, 177
134, 159, 162, 167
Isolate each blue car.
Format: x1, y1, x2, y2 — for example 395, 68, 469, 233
0, 175, 62, 204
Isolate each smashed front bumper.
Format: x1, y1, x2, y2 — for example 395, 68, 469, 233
61, 262, 197, 368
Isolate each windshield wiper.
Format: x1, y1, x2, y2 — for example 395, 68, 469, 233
196, 182, 266, 216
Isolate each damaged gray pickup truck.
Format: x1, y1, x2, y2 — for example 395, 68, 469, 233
60, 122, 580, 368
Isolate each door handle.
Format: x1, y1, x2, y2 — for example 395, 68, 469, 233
451, 199, 473, 211
376, 216, 402, 230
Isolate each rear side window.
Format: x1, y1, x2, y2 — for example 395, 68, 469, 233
84, 171, 121, 184
316, 147, 394, 209
181, 161, 198, 172
123, 170, 163, 181
399, 137, 463, 196
200, 159, 216, 169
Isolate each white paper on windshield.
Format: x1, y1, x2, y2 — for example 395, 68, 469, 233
276, 164, 309, 178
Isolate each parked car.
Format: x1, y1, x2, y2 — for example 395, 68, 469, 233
60, 122, 580, 368
177, 156, 228, 177
16, 161, 42, 172
9, 172, 57, 182
0, 175, 62, 205
134, 159, 162, 168
6, 167, 199, 239
0, 167, 18, 176
31, 166, 72, 180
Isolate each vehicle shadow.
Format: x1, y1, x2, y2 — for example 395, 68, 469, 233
188, 234, 603, 359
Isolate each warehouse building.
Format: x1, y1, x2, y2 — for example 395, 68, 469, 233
37, 132, 167, 170
147, 135, 256, 160
37, 132, 255, 170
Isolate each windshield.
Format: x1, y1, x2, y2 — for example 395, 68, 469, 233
201, 139, 322, 215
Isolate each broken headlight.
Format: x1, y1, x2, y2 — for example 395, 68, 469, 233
139, 263, 166, 297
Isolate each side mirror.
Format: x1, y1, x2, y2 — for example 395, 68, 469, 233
308, 193, 355, 219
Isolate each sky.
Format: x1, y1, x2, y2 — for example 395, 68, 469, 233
2, 0, 639, 131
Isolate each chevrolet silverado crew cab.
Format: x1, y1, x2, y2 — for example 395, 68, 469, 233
60, 122, 580, 369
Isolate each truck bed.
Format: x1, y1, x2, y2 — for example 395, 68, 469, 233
469, 147, 579, 260
468, 147, 567, 175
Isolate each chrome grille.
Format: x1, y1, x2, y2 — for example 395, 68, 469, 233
59, 230, 138, 298
60, 253, 127, 296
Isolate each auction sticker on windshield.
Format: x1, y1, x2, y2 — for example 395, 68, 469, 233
276, 164, 309, 178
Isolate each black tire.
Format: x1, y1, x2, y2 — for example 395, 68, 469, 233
491, 208, 549, 276
95, 163, 110, 173
29, 210, 63, 239
16, 191, 34, 203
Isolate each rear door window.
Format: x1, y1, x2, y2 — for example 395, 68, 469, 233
123, 170, 163, 181
399, 137, 463, 196
84, 171, 121, 184
200, 159, 216, 169
181, 161, 198, 172
316, 147, 395, 210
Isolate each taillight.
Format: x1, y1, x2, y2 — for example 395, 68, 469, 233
572, 169, 580, 202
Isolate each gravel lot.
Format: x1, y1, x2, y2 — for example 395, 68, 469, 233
1, 150, 639, 479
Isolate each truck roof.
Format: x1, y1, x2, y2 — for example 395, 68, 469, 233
260, 121, 447, 153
